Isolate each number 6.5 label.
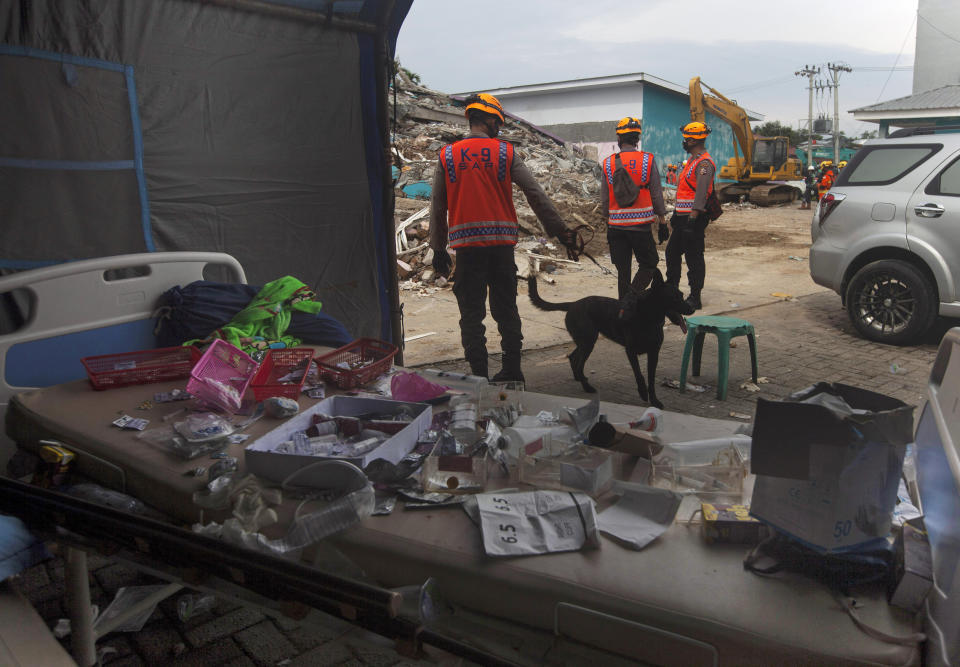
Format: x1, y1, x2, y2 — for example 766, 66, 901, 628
499, 523, 518, 543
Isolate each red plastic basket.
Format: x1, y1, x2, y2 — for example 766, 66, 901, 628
186, 339, 258, 411
82, 346, 202, 390
250, 348, 315, 401
314, 338, 398, 390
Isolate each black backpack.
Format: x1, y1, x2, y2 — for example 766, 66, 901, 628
611, 153, 642, 208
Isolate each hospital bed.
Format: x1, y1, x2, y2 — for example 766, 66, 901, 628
0, 253, 941, 666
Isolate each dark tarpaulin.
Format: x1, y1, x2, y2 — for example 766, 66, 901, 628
0, 0, 412, 342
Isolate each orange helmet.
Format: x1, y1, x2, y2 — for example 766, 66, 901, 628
615, 116, 643, 136
680, 121, 711, 140
464, 93, 505, 123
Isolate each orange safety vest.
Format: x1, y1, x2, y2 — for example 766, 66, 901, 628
818, 171, 834, 199
666, 170, 678, 186
676, 152, 715, 214
603, 150, 655, 226
440, 137, 518, 248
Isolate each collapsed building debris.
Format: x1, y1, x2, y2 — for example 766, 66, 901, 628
390, 71, 613, 292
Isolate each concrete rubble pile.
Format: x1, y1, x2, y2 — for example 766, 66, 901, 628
390, 71, 608, 294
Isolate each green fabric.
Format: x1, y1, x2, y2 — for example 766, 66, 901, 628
186, 276, 323, 356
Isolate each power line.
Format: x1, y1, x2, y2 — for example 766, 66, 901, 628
918, 13, 960, 45
878, 14, 916, 102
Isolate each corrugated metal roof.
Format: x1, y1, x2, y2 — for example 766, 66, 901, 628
852, 85, 960, 112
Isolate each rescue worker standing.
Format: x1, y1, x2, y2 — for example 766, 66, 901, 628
800, 164, 817, 210
429, 93, 577, 382
665, 122, 716, 312
600, 117, 667, 298
818, 160, 835, 200
665, 164, 678, 186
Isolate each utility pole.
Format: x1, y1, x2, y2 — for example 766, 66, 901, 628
827, 62, 852, 163
795, 65, 819, 169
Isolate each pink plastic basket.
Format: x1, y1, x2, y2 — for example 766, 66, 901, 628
186, 339, 258, 411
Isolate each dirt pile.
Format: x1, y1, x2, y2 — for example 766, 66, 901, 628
390, 71, 611, 291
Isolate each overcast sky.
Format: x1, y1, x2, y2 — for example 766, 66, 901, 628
396, 0, 919, 137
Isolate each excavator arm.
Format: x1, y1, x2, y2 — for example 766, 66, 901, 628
689, 77, 754, 180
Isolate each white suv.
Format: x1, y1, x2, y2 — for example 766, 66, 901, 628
809, 130, 960, 344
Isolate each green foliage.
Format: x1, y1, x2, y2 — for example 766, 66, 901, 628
752, 121, 804, 148
392, 59, 421, 85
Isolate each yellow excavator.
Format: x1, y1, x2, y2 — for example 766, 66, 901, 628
689, 77, 802, 206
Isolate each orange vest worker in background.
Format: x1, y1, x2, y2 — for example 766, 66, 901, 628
600, 116, 667, 299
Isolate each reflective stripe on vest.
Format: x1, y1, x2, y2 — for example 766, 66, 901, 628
441, 137, 518, 248
605, 151, 655, 226
676, 152, 715, 213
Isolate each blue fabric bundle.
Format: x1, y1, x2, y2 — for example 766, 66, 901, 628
155, 281, 352, 349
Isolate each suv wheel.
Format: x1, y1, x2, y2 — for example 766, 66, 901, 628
845, 260, 936, 345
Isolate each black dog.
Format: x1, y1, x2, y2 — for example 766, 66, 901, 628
528, 271, 693, 408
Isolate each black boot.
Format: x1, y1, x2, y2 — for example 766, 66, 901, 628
685, 290, 702, 311
491, 354, 525, 383
468, 358, 489, 380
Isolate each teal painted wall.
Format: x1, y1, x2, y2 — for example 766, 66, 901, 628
641, 85, 740, 183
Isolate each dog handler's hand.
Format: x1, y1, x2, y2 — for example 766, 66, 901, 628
558, 228, 580, 261
656, 216, 669, 244
432, 249, 452, 277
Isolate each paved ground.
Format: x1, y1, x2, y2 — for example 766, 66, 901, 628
425, 290, 943, 423
10, 290, 952, 666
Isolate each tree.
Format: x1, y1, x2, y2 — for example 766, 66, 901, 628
392, 59, 421, 85
752, 121, 803, 148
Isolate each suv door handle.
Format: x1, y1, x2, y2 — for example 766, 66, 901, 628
915, 203, 945, 218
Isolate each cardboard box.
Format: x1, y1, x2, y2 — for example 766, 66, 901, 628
890, 521, 933, 612
245, 396, 431, 484
701, 503, 771, 545
749, 383, 913, 553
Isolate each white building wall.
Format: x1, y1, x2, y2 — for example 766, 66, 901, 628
492, 83, 645, 126
914, 0, 960, 93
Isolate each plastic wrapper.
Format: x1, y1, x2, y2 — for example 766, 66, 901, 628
390, 371, 448, 402
174, 413, 235, 442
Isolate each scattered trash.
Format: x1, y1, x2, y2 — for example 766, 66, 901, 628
890, 363, 903, 375
137, 400, 153, 411
177, 593, 217, 621
787, 256, 805, 261
729, 341, 737, 348
264, 396, 299, 418
729, 411, 752, 420
598, 482, 681, 550
740, 382, 761, 392
756, 377, 770, 384
770, 292, 792, 299
404, 332, 437, 343
112, 415, 149, 430
96, 585, 169, 633
729, 302, 740, 308
661, 378, 708, 393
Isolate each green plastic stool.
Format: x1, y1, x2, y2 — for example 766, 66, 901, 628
679, 316, 758, 401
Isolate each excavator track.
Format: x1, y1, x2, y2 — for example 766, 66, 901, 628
717, 182, 801, 207
744, 183, 802, 207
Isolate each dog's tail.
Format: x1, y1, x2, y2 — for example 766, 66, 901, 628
527, 275, 573, 312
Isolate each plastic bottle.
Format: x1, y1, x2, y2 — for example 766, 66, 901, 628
628, 407, 664, 436
260, 483, 375, 554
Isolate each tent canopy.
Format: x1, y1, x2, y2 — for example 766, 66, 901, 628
0, 0, 412, 344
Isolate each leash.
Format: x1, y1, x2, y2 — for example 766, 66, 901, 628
565, 224, 612, 275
